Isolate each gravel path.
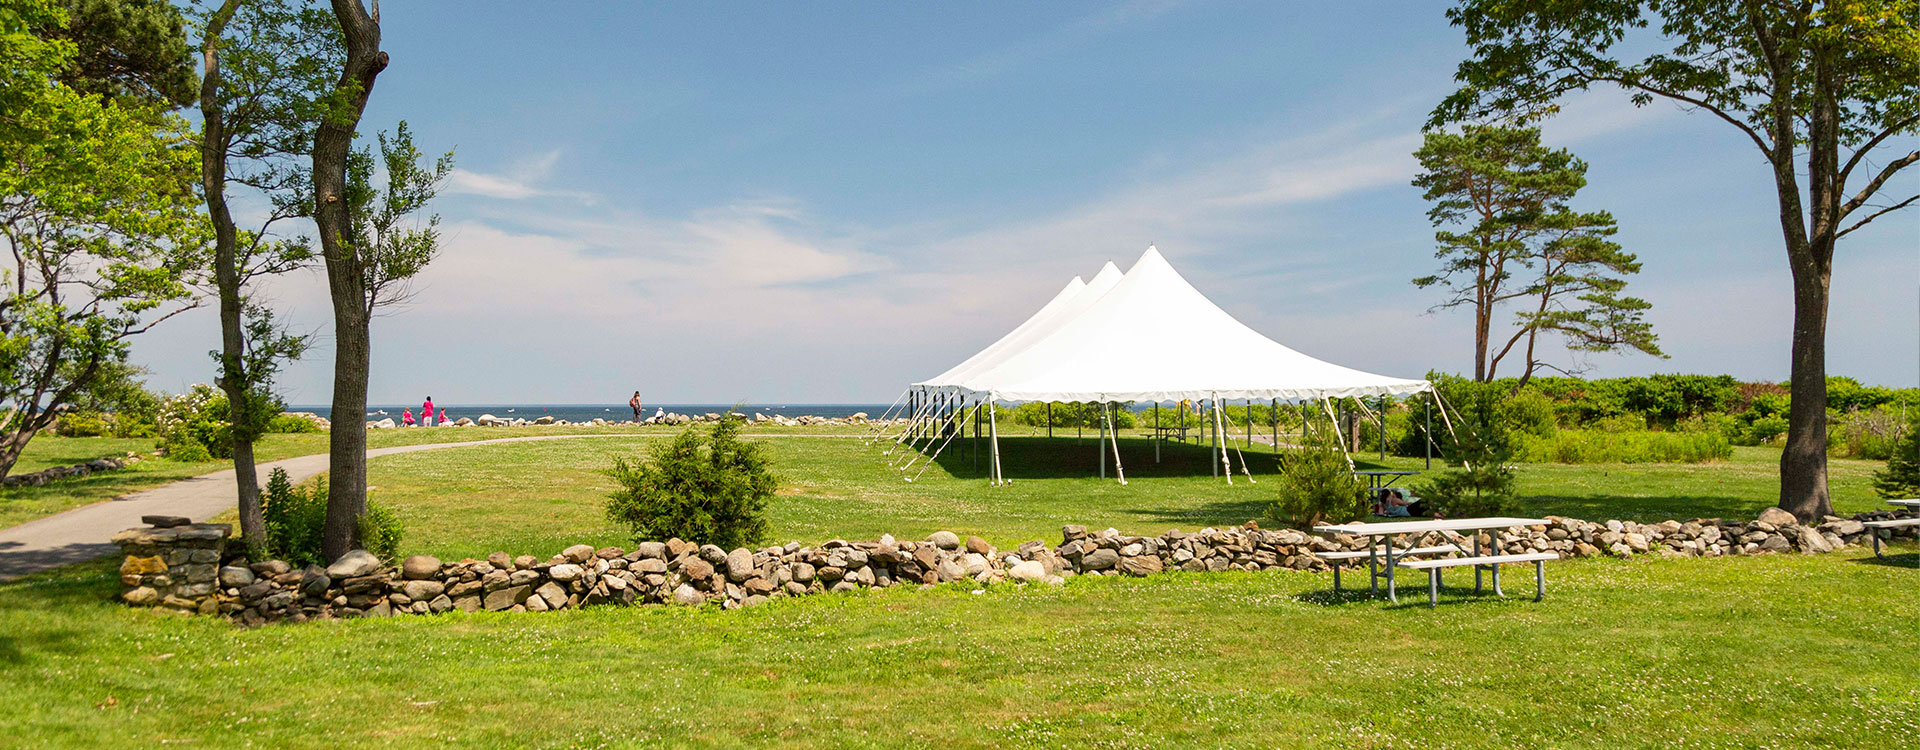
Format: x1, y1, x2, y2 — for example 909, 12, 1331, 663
0, 432, 870, 581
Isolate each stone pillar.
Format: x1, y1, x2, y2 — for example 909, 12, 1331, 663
112, 515, 230, 615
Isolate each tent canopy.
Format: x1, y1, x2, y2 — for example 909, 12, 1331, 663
915, 246, 1429, 403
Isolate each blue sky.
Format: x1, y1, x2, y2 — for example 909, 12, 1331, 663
133, 1, 1919, 405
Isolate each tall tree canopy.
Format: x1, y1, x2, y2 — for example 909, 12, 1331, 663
37, 0, 196, 108
1432, 0, 1920, 521
194, 0, 338, 552
0, 0, 204, 477
1413, 125, 1661, 387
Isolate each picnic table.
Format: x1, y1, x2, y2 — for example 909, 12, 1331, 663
1887, 499, 1920, 508
1353, 470, 1418, 492
1313, 517, 1554, 605
1151, 424, 1196, 443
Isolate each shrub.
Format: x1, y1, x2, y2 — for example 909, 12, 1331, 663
1873, 411, 1920, 500
266, 413, 322, 433
1500, 388, 1558, 438
54, 410, 112, 437
160, 435, 213, 463
605, 417, 776, 550
1513, 430, 1732, 464
1418, 391, 1517, 517
1011, 401, 1137, 429
1830, 406, 1910, 460
157, 385, 232, 459
1264, 438, 1366, 529
260, 468, 403, 566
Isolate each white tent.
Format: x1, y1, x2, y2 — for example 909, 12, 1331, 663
891, 245, 1433, 485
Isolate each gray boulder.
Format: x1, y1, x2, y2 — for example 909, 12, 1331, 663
325, 549, 382, 579
401, 555, 441, 580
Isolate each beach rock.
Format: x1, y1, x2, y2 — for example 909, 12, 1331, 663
218, 566, 255, 587
965, 536, 992, 556
679, 557, 715, 581
326, 550, 382, 579
672, 584, 705, 606
141, 515, 190, 528
1081, 548, 1120, 571
401, 555, 441, 580
548, 564, 584, 582
1008, 560, 1047, 583
928, 531, 961, 550
535, 582, 568, 610
1796, 526, 1833, 554
561, 544, 595, 563
1118, 555, 1162, 577
402, 580, 445, 601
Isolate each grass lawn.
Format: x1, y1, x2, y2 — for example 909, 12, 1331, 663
0, 427, 1913, 747
356, 434, 1890, 561
2, 546, 1912, 748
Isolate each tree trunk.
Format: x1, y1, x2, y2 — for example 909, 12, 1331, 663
1778, 258, 1831, 521
199, 1, 266, 553
313, 0, 384, 561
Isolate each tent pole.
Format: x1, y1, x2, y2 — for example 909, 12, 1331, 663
1154, 401, 1161, 463
1424, 391, 1433, 469
1046, 402, 1052, 439
909, 403, 983, 483
1105, 402, 1127, 485
989, 398, 1004, 486
972, 397, 980, 472
1378, 396, 1387, 460
1099, 402, 1107, 480
1210, 399, 1218, 477
1214, 395, 1233, 485
1245, 400, 1251, 449
1272, 398, 1278, 453
1321, 397, 1356, 471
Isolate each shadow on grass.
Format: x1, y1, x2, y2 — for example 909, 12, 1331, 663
1122, 498, 1274, 528
930, 435, 1284, 481
1853, 551, 1919, 568
0, 558, 120, 665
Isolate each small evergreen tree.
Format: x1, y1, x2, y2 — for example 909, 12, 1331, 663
1872, 412, 1920, 500
1264, 433, 1367, 529
605, 417, 776, 550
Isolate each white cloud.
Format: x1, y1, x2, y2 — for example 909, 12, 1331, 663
443, 149, 591, 201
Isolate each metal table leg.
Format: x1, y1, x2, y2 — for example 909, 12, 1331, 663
1473, 532, 1483, 593
1534, 560, 1545, 602
1333, 562, 1342, 592
1385, 540, 1398, 604
1368, 538, 1378, 597
1428, 568, 1439, 608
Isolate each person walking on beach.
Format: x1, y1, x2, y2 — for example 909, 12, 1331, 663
422, 396, 435, 427
629, 391, 643, 423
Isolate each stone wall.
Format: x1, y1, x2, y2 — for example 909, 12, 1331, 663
114, 507, 1917, 627
4, 452, 140, 487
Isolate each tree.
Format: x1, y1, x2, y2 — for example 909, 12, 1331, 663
0, 0, 204, 477
195, 0, 336, 553
310, 0, 451, 560
1413, 126, 1662, 388
36, 0, 196, 108
1431, 1, 1920, 521
311, 0, 385, 561
1873, 410, 1920, 499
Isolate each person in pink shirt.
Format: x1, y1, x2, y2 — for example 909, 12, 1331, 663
401, 408, 415, 427
421, 396, 435, 427
439, 408, 450, 426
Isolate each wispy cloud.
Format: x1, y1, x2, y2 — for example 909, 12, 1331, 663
444, 149, 593, 201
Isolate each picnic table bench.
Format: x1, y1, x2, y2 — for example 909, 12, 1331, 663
1867, 499, 1920, 557
1313, 517, 1559, 607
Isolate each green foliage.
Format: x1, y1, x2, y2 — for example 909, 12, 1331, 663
1264, 436, 1367, 530
37, 0, 196, 107
53, 410, 110, 437
1420, 377, 1517, 516
1514, 430, 1732, 464
266, 413, 320, 433
156, 385, 231, 460
1501, 388, 1558, 437
1412, 125, 1660, 382
345, 121, 454, 310
605, 417, 776, 550
0, 0, 204, 475
260, 468, 401, 565
1872, 411, 1920, 500
1829, 406, 1911, 460
1010, 401, 1137, 429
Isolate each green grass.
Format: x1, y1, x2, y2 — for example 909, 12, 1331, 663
1, 428, 1914, 747
1, 547, 1912, 748
356, 435, 1890, 561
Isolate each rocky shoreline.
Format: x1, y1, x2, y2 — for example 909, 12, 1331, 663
113, 506, 1916, 627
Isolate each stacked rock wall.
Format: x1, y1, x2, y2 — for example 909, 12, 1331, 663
114, 507, 1916, 627
4, 453, 140, 487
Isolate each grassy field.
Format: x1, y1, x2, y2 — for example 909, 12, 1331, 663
0, 427, 1914, 747
351, 434, 1891, 561
2, 546, 1912, 748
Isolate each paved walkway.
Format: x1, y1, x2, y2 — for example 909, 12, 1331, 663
0, 432, 871, 581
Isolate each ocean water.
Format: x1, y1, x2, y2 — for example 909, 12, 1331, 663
293, 404, 896, 424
